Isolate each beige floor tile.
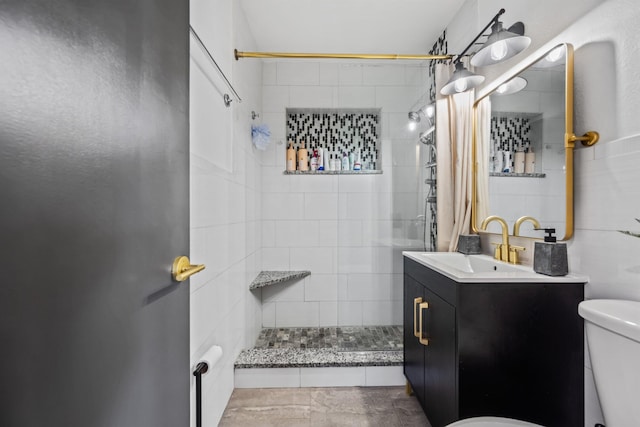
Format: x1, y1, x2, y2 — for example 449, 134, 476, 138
225, 387, 312, 408
220, 386, 429, 427
219, 417, 311, 427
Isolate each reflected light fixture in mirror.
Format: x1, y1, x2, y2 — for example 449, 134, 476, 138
495, 76, 527, 95
533, 45, 566, 68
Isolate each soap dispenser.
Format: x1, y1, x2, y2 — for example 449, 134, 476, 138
533, 228, 568, 276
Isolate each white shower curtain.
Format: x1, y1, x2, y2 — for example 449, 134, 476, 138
435, 60, 476, 252
475, 97, 491, 229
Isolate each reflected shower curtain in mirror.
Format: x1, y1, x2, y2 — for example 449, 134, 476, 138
476, 97, 491, 227
435, 60, 475, 252
435, 63, 453, 251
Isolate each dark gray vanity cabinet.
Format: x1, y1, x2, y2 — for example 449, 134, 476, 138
403, 257, 585, 427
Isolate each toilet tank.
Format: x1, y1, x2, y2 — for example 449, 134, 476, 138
579, 299, 640, 427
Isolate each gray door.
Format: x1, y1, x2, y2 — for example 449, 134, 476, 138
0, 1, 190, 426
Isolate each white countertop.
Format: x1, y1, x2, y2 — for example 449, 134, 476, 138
403, 251, 589, 284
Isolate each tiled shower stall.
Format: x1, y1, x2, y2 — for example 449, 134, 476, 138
259, 60, 436, 328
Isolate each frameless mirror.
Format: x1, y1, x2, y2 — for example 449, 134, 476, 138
471, 43, 596, 241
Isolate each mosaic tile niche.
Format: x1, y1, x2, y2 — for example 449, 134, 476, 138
286, 108, 381, 170
491, 114, 533, 153
490, 112, 542, 173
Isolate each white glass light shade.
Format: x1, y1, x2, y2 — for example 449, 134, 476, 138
440, 62, 485, 96
470, 22, 531, 67
495, 77, 527, 95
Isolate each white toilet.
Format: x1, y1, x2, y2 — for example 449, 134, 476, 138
445, 299, 640, 427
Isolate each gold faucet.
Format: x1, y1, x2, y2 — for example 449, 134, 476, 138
513, 216, 541, 237
480, 215, 510, 262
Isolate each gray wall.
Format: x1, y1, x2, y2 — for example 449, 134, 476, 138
0, 1, 190, 426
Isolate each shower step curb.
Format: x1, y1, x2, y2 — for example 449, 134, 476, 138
234, 348, 404, 388
234, 348, 403, 369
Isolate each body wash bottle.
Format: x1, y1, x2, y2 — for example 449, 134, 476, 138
525, 148, 536, 173
341, 152, 349, 171
331, 153, 338, 171
503, 151, 512, 173
514, 149, 525, 173
298, 141, 309, 171
318, 148, 324, 171
286, 142, 296, 172
353, 149, 362, 171
494, 150, 503, 173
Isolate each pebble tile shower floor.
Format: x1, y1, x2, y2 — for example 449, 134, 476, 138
235, 326, 404, 369
255, 326, 403, 351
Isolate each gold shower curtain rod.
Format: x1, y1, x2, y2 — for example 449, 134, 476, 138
234, 49, 452, 61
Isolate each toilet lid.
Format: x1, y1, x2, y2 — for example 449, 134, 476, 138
446, 416, 544, 427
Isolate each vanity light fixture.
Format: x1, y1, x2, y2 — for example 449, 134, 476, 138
495, 76, 527, 95
441, 8, 531, 96
440, 62, 486, 95
470, 21, 531, 67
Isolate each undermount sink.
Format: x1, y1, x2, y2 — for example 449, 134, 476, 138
403, 251, 588, 283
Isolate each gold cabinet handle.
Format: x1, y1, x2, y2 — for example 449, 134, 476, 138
413, 297, 423, 338
419, 302, 429, 346
172, 256, 206, 282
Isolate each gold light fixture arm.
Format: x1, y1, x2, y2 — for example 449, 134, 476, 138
234, 49, 452, 61
172, 256, 206, 282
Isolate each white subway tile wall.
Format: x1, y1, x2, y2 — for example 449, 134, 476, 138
234, 366, 404, 388
261, 61, 430, 327
189, 2, 264, 425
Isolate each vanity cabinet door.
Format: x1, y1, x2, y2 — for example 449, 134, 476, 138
422, 286, 457, 427
404, 272, 457, 427
404, 275, 426, 405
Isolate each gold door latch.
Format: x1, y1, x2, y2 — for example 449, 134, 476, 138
172, 256, 206, 282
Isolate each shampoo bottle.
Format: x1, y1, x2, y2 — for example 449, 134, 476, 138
310, 149, 318, 171
514, 149, 525, 174
341, 152, 349, 171
298, 141, 309, 171
353, 149, 362, 171
493, 151, 504, 173
286, 142, 296, 172
503, 151, 512, 173
525, 148, 536, 173
318, 148, 324, 171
